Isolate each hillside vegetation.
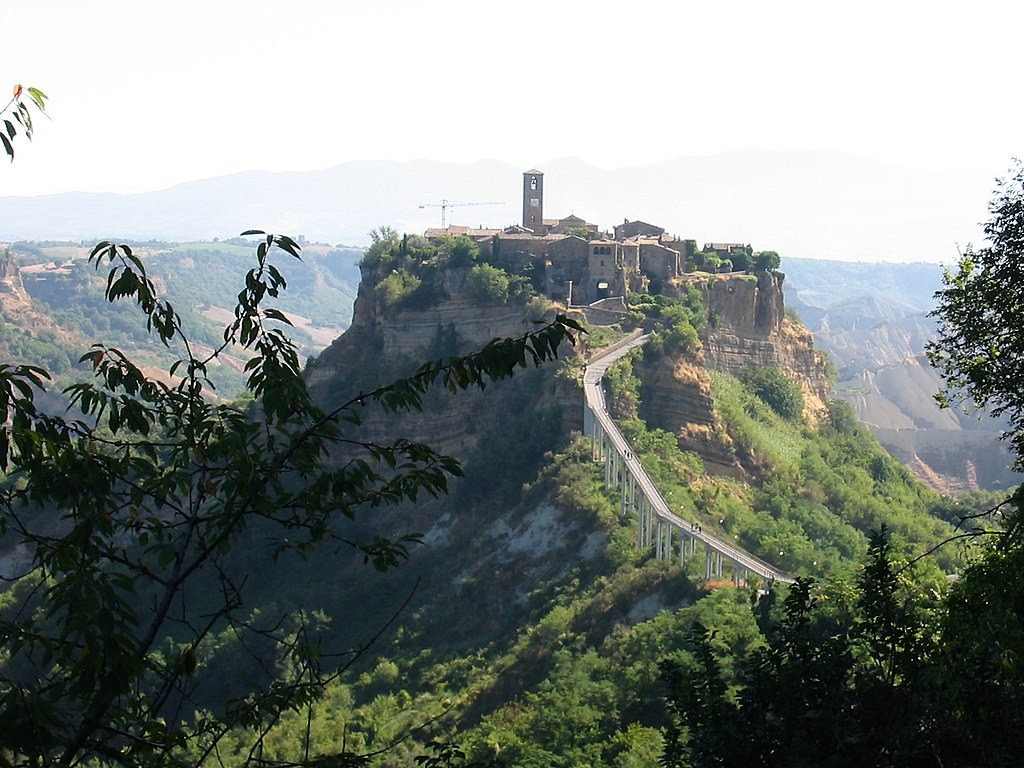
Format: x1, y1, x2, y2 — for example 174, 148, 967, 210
174, 238, 982, 764
190, 327, 979, 766
0, 240, 360, 396
0, 230, 1014, 767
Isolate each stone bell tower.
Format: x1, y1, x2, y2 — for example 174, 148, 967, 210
522, 169, 544, 233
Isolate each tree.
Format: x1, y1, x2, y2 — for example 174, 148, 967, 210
752, 251, 780, 272
925, 163, 1024, 758
741, 366, 804, 421
0, 233, 581, 767
375, 267, 422, 309
465, 264, 510, 305
1, 84, 47, 161
659, 531, 942, 768
561, 226, 592, 240
439, 235, 480, 269
929, 160, 1024, 469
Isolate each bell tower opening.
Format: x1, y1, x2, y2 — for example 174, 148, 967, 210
522, 169, 544, 233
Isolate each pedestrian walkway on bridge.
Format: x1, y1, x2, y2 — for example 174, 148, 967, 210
582, 331, 794, 586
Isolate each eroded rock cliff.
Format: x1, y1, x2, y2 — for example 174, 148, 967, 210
640, 271, 831, 477
305, 264, 580, 460
307, 264, 835, 493
306, 265, 831, 483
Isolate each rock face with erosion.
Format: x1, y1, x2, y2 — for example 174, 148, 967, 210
642, 272, 830, 478
305, 264, 579, 460
307, 268, 831, 481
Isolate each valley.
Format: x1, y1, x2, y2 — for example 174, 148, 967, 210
0, 195, 1017, 765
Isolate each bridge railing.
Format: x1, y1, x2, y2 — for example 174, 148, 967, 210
582, 335, 794, 585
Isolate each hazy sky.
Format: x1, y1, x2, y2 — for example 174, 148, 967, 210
4, 0, 1021, 196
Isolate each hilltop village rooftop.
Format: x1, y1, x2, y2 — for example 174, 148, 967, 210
423, 169, 773, 306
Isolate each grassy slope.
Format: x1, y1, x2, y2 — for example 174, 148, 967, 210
195, 343, 971, 766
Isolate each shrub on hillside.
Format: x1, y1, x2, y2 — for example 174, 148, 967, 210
375, 268, 421, 309
741, 366, 804, 421
466, 264, 510, 304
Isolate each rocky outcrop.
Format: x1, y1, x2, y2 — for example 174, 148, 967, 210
701, 271, 784, 338
639, 358, 746, 477
699, 272, 830, 415
305, 264, 580, 460
640, 271, 832, 476
307, 266, 831, 478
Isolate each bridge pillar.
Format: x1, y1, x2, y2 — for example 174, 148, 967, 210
733, 564, 748, 587
703, 546, 724, 580
636, 498, 645, 548
604, 440, 613, 487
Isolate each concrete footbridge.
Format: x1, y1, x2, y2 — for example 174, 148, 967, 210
582, 331, 794, 586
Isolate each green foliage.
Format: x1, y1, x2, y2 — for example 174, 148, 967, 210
439, 235, 481, 269
631, 289, 705, 356
465, 264, 532, 306
4, 240, 359, 400
360, 226, 400, 270
937, 509, 1024, 763
375, 268, 422, 309
1, 84, 48, 161
465, 264, 510, 305
740, 366, 804, 421
659, 530, 947, 767
705, 370, 955, 575
752, 250, 781, 272
728, 249, 749, 271
0, 232, 581, 767
561, 226, 592, 239
159, 243, 359, 328
929, 161, 1024, 469
823, 398, 860, 435
362, 229, 537, 313
604, 353, 643, 420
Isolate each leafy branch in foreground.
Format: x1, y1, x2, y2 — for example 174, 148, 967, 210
1, 84, 48, 161
0, 231, 580, 767
928, 160, 1024, 469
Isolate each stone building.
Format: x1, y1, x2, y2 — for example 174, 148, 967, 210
422, 168, 759, 307
614, 219, 665, 241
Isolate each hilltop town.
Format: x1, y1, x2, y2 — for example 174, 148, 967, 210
423, 169, 781, 306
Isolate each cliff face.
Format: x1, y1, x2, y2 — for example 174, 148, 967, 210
641, 272, 831, 477
699, 272, 830, 412
307, 267, 831, 478
305, 264, 579, 459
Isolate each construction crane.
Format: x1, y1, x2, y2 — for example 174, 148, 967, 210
419, 199, 504, 228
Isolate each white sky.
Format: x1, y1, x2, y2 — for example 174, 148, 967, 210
3, 0, 1021, 196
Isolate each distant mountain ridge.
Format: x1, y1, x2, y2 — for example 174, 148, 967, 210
0, 151, 992, 264
784, 257, 1022, 491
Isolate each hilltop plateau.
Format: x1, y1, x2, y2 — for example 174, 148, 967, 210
238, 227, 968, 764
0, 215, 1008, 765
